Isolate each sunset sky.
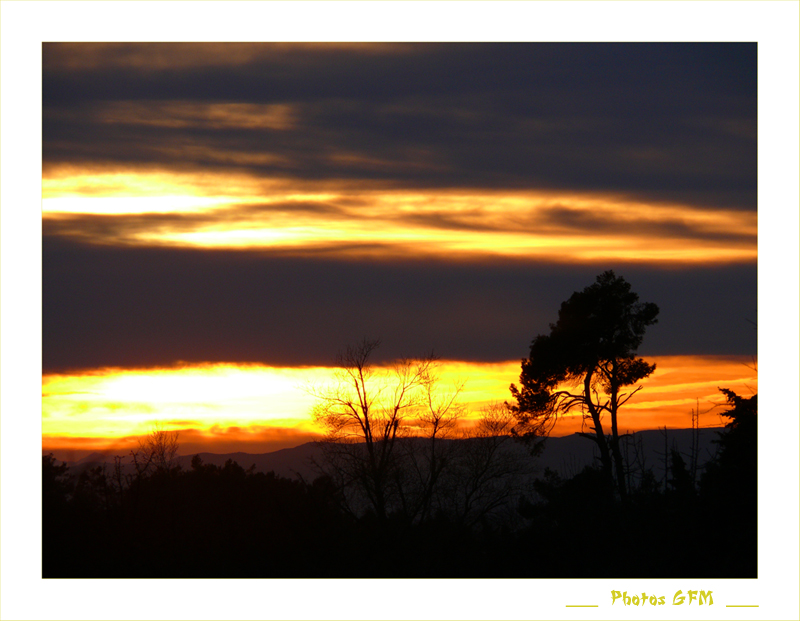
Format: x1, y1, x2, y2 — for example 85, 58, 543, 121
41, 42, 759, 459
0, 0, 795, 618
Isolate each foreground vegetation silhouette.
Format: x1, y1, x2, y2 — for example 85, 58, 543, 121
511, 270, 660, 502
308, 339, 529, 530
41, 393, 756, 578
42, 272, 756, 578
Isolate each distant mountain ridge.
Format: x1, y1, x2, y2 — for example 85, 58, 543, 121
63, 427, 724, 484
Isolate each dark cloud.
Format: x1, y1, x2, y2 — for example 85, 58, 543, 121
41, 43, 758, 373
532, 206, 755, 245
43, 236, 757, 373
43, 43, 757, 210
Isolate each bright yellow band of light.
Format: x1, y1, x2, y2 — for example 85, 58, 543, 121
43, 356, 757, 456
42, 170, 756, 263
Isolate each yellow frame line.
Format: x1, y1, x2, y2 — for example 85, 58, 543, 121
566, 605, 599, 607
726, 605, 760, 607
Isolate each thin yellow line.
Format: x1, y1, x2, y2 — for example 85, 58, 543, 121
726, 605, 759, 607
566, 605, 599, 607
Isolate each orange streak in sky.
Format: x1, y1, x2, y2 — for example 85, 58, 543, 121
42, 169, 756, 264
42, 356, 756, 460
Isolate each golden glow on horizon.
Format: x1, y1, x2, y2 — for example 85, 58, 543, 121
549, 355, 758, 435
43, 356, 757, 453
42, 170, 756, 263
42, 364, 324, 438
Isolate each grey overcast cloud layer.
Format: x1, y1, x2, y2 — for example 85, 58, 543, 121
42, 43, 757, 372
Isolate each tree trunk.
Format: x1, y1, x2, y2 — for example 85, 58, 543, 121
609, 434, 628, 503
584, 371, 615, 495
609, 366, 628, 503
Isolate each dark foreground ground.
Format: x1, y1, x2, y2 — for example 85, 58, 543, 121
43, 420, 756, 579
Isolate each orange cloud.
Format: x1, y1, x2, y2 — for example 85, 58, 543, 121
42, 171, 756, 264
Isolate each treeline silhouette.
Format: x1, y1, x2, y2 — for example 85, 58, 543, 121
43, 273, 756, 578
518, 398, 757, 578
43, 389, 755, 578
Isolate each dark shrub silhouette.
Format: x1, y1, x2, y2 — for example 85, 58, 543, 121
698, 389, 757, 577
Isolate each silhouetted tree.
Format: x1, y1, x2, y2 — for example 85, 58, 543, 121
510, 271, 659, 501
697, 388, 757, 577
309, 338, 441, 522
700, 388, 757, 505
667, 448, 696, 506
308, 339, 525, 528
442, 402, 533, 528
130, 425, 180, 477
43, 454, 74, 576
43, 454, 72, 509
395, 372, 466, 524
